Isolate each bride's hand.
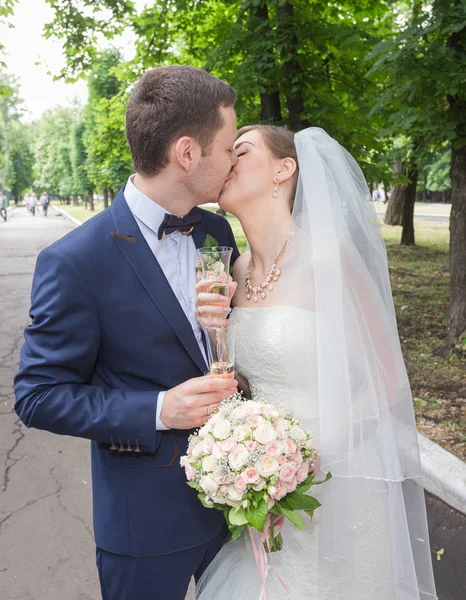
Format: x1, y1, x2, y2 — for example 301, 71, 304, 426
195, 277, 237, 328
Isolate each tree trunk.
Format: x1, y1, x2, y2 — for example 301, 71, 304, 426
385, 185, 405, 225
446, 6, 466, 347
278, 2, 309, 130
447, 138, 466, 346
109, 188, 115, 203
103, 188, 109, 209
88, 190, 95, 211
401, 166, 418, 246
384, 161, 405, 225
260, 92, 282, 122
72, 194, 78, 206
84, 195, 88, 210
251, 3, 282, 123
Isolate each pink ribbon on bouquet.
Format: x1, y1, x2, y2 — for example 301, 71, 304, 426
248, 514, 288, 600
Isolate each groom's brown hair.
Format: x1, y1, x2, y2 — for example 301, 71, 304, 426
126, 65, 236, 176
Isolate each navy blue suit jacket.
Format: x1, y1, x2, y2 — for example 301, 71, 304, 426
14, 188, 239, 556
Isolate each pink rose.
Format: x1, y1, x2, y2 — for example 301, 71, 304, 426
286, 479, 297, 493
294, 450, 304, 466
234, 474, 247, 492
278, 455, 287, 465
243, 467, 260, 485
279, 464, 297, 484
268, 499, 275, 510
296, 464, 309, 483
245, 440, 258, 453
285, 438, 297, 455
249, 414, 265, 429
265, 441, 282, 458
220, 437, 237, 453
272, 480, 287, 501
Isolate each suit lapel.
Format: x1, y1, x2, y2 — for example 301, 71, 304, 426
110, 189, 207, 374
191, 217, 206, 251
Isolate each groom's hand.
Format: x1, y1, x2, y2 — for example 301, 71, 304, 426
160, 375, 238, 429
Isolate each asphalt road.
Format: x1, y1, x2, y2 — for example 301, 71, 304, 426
0, 206, 463, 600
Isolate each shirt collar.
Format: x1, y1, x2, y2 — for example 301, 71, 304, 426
124, 175, 170, 237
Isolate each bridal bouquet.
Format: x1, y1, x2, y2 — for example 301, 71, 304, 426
181, 393, 330, 553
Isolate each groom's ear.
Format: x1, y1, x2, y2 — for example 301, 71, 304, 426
174, 136, 201, 173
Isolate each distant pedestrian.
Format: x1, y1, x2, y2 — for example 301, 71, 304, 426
40, 192, 50, 217
0, 191, 7, 222
31, 194, 38, 216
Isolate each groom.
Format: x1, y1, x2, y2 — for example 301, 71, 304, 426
14, 66, 240, 599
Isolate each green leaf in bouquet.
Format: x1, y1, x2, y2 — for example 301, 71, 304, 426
277, 505, 306, 531
296, 471, 332, 494
197, 493, 212, 509
203, 234, 220, 250
229, 506, 249, 527
247, 498, 268, 532
186, 481, 199, 489
282, 493, 321, 512
304, 509, 315, 519
230, 524, 246, 541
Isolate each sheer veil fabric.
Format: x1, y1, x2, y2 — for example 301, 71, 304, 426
192, 128, 437, 599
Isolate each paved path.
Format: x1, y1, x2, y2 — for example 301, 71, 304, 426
0, 206, 464, 600
0, 207, 99, 600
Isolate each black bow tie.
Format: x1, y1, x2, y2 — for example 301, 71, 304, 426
157, 207, 202, 240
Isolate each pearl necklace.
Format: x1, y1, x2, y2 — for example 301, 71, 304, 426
245, 226, 298, 302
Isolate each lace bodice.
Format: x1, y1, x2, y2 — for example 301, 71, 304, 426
231, 307, 319, 436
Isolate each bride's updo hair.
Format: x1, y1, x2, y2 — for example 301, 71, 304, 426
236, 125, 299, 210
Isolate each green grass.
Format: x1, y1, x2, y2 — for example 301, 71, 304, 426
59, 201, 465, 460
52, 201, 105, 224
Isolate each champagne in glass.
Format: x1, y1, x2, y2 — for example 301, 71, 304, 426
196, 246, 232, 310
204, 323, 236, 379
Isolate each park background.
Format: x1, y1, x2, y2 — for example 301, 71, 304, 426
0, 2, 465, 598
1, 0, 464, 462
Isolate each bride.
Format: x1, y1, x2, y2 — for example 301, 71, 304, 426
194, 126, 437, 599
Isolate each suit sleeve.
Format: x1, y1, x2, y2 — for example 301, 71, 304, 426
14, 246, 160, 453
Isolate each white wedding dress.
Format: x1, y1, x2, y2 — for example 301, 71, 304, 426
195, 306, 398, 600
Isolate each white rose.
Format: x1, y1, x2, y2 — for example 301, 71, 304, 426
276, 417, 291, 431
255, 455, 280, 478
199, 475, 219, 496
192, 442, 205, 459
230, 405, 248, 421
228, 444, 250, 471
263, 404, 280, 419
202, 456, 217, 473
202, 434, 215, 454
224, 497, 242, 507
233, 424, 251, 442
185, 465, 196, 481
213, 418, 232, 441
252, 477, 266, 491
289, 425, 306, 443
212, 442, 227, 459
227, 484, 243, 502
254, 422, 277, 445
180, 455, 190, 468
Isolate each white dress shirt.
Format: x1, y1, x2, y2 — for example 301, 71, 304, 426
124, 175, 208, 430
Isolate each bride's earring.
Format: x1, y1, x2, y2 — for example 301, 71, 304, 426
272, 177, 280, 198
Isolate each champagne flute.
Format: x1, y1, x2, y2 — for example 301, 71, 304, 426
196, 246, 233, 307
204, 323, 236, 379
